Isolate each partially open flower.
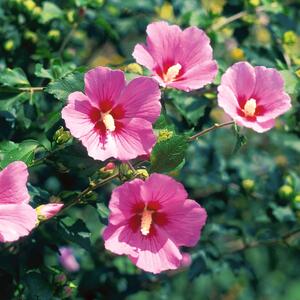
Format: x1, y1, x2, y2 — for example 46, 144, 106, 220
59, 247, 80, 272
36, 203, 64, 221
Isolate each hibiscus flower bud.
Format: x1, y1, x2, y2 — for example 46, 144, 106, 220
36, 203, 64, 221
59, 247, 80, 272
242, 179, 255, 192
53, 127, 72, 145
99, 162, 116, 178
134, 169, 149, 180
278, 185, 294, 200
54, 273, 67, 285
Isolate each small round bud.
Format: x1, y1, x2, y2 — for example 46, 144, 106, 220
62, 286, 73, 298
4, 40, 14, 51
242, 179, 255, 192
278, 185, 293, 200
248, 0, 260, 7
66, 10, 76, 23
124, 63, 143, 75
283, 31, 297, 45
48, 29, 61, 41
53, 127, 72, 144
32, 6, 42, 17
229, 48, 245, 61
54, 273, 67, 285
23, 0, 36, 11
135, 169, 149, 180
99, 162, 116, 178
24, 30, 38, 43
157, 129, 174, 142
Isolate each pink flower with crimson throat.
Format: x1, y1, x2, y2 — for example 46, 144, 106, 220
133, 21, 218, 92
62, 67, 161, 161
217, 62, 292, 132
0, 161, 37, 243
103, 173, 207, 274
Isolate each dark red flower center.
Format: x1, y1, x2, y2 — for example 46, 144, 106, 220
129, 201, 168, 237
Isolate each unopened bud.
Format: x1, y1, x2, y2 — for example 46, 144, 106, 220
283, 31, 297, 45
279, 185, 293, 200
124, 63, 143, 75
53, 127, 72, 144
135, 169, 149, 180
36, 203, 64, 221
54, 273, 67, 285
48, 29, 61, 41
4, 40, 14, 51
99, 162, 116, 178
242, 179, 255, 192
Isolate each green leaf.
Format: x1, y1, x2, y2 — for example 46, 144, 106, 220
24, 272, 53, 300
41, 2, 63, 24
58, 219, 91, 250
150, 134, 188, 173
0, 140, 40, 169
45, 72, 84, 101
0, 68, 30, 87
170, 90, 209, 126
280, 70, 299, 95
34, 63, 54, 80
232, 124, 247, 154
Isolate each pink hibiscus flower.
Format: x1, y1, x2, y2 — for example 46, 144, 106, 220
36, 203, 64, 221
62, 67, 161, 161
103, 173, 207, 274
0, 161, 37, 243
133, 21, 218, 92
217, 62, 292, 132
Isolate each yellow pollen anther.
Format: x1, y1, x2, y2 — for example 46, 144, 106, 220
243, 98, 257, 117
163, 63, 182, 83
102, 113, 115, 132
141, 209, 153, 236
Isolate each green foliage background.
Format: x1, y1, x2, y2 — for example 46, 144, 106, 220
0, 0, 300, 299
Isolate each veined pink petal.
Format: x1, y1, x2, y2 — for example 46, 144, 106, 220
117, 77, 161, 122
108, 179, 144, 225
140, 173, 188, 206
0, 161, 30, 204
61, 92, 95, 139
0, 203, 37, 242
114, 118, 156, 161
129, 227, 182, 274
132, 44, 155, 70
84, 67, 125, 107
162, 200, 207, 247
221, 61, 255, 102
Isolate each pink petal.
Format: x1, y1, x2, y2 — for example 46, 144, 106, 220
0, 203, 37, 242
84, 67, 125, 107
253, 66, 285, 101
62, 92, 95, 139
117, 77, 161, 123
179, 26, 215, 69
140, 173, 188, 206
103, 224, 140, 258
114, 118, 156, 161
129, 227, 182, 274
80, 130, 117, 161
162, 200, 207, 247
132, 44, 155, 70
108, 178, 144, 225
168, 61, 218, 92
221, 62, 255, 101
256, 92, 291, 122
235, 116, 275, 132
217, 85, 239, 118
0, 161, 30, 204
145, 21, 182, 68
